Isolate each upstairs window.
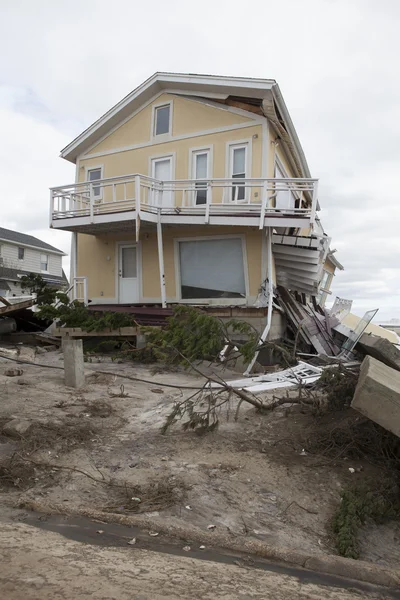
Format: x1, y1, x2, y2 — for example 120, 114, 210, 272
154, 104, 170, 136
18, 247, 24, 260
229, 143, 247, 202
40, 254, 49, 272
87, 167, 102, 198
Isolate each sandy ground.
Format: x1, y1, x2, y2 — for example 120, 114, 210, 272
0, 520, 394, 600
0, 345, 398, 570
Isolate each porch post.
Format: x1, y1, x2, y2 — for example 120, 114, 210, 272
156, 210, 167, 308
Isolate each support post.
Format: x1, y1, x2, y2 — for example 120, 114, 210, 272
310, 180, 318, 224
63, 338, 85, 388
157, 211, 167, 308
244, 227, 274, 376
135, 175, 141, 242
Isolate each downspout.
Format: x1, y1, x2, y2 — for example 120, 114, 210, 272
244, 227, 274, 375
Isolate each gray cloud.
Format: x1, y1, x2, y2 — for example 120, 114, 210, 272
0, 0, 399, 321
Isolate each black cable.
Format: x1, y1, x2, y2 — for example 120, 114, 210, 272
0, 353, 203, 390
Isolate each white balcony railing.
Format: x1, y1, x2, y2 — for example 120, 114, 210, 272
50, 173, 318, 229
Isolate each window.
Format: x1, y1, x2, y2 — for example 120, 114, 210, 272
230, 144, 247, 201
40, 254, 48, 271
179, 238, 246, 299
274, 161, 296, 210
192, 150, 209, 205
87, 168, 102, 198
154, 104, 170, 136
18, 247, 24, 260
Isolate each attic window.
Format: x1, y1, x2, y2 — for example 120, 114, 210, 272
18, 247, 24, 260
154, 104, 170, 136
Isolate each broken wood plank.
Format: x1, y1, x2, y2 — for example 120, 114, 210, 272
351, 355, 400, 438
0, 296, 11, 306
53, 326, 139, 337
0, 299, 35, 315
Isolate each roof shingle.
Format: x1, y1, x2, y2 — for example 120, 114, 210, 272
0, 227, 65, 254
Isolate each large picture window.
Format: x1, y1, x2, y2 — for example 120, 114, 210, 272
179, 238, 246, 299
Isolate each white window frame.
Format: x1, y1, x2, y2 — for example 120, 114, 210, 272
188, 145, 213, 207
85, 165, 104, 201
174, 234, 249, 304
151, 100, 173, 140
18, 247, 25, 260
226, 140, 252, 204
149, 152, 176, 207
40, 253, 49, 273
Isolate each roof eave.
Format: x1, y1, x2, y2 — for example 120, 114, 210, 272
270, 84, 311, 179
60, 72, 276, 163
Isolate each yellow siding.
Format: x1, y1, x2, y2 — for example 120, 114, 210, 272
76, 93, 269, 305
78, 125, 263, 182
173, 95, 254, 135
77, 226, 266, 302
86, 93, 254, 156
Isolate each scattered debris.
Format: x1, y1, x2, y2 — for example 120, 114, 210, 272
199, 545, 206, 550
348, 468, 355, 474
96, 530, 104, 534
185, 505, 192, 510
207, 524, 216, 530
182, 545, 191, 552
127, 538, 136, 545
148, 531, 159, 537
4, 367, 23, 377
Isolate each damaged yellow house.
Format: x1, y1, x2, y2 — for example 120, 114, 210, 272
50, 72, 341, 335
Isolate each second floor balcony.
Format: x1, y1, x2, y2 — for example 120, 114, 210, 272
50, 173, 318, 234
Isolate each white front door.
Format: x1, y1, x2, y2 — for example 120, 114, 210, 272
118, 244, 139, 304
152, 157, 173, 207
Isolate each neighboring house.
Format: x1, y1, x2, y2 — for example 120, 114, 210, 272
49, 72, 341, 336
0, 227, 68, 298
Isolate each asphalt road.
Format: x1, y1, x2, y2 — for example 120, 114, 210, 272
0, 515, 397, 600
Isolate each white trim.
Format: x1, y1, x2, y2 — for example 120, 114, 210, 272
149, 152, 176, 208
115, 241, 142, 304
85, 164, 104, 200
151, 99, 173, 141
61, 72, 275, 161
82, 90, 164, 157
173, 234, 249, 303
178, 94, 264, 123
225, 139, 252, 203
261, 119, 268, 178
81, 91, 260, 160
188, 145, 213, 207
81, 121, 260, 161
274, 154, 289, 178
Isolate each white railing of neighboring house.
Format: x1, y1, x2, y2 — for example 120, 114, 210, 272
50, 174, 319, 229
63, 276, 88, 306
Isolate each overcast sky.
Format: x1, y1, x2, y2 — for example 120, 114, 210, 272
0, 0, 399, 321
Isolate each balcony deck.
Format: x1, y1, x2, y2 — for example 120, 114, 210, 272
50, 174, 318, 234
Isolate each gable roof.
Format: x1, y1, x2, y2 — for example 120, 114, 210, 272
0, 227, 66, 255
60, 72, 311, 178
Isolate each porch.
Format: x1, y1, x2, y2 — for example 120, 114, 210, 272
50, 173, 319, 234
